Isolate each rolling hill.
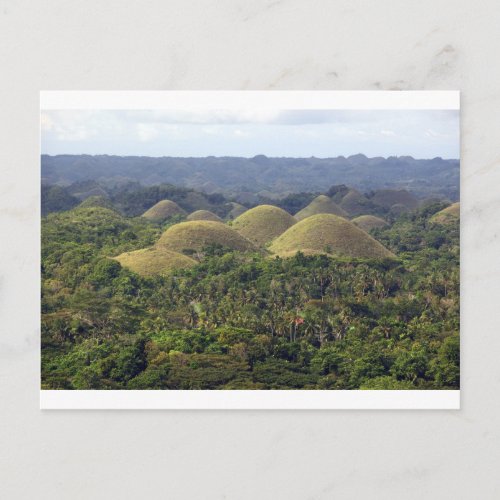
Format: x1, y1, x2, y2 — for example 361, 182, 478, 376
294, 195, 348, 220
41, 154, 460, 201
156, 221, 258, 254
430, 202, 460, 224
113, 247, 197, 277
269, 214, 396, 259
78, 195, 115, 211
231, 205, 296, 247
339, 189, 374, 216
186, 210, 223, 222
142, 200, 186, 221
352, 215, 389, 232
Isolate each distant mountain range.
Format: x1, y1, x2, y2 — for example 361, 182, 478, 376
41, 154, 460, 201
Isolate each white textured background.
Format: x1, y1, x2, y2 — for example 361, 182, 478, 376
1, 1, 499, 498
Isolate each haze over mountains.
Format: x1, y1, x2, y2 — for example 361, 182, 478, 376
41, 153, 460, 201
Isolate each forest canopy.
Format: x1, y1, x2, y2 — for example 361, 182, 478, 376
41, 184, 459, 391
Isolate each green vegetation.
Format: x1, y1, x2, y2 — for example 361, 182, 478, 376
42, 154, 460, 201
142, 199, 186, 221
294, 195, 349, 220
41, 190, 459, 391
352, 215, 388, 232
187, 210, 223, 222
41, 184, 79, 215
269, 214, 396, 260
232, 205, 296, 247
78, 195, 115, 210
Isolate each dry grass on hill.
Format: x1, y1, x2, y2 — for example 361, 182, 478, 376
295, 195, 348, 220
232, 205, 296, 246
352, 215, 388, 232
187, 210, 222, 222
339, 189, 371, 216
269, 213, 396, 260
113, 247, 196, 277
156, 220, 257, 254
430, 202, 460, 224
142, 200, 186, 221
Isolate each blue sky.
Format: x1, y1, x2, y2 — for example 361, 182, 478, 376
41, 109, 459, 158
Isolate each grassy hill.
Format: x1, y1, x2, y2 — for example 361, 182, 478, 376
430, 202, 460, 224
295, 195, 348, 220
352, 215, 388, 232
187, 210, 223, 222
156, 221, 257, 255
339, 189, 373, 216
113, 247, 197, 277
142, 200, 186, 221
269, 214, 396, 260
232, 205, 296, 247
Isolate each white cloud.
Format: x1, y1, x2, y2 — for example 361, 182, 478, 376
425, 129, 448, 138
137, 123, 160, 142
202, 126, 222, 136
41, 109, 459, 158
233, 129, 250, 138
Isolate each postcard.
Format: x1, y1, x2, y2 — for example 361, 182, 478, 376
40, 91, 460, 409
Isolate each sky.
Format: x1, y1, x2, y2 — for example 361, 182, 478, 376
40, 109, 459, 159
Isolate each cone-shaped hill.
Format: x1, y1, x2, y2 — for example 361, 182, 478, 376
187, 210, 222, 222
226, 202, 248, 220
156, 220, 257, 254
78, 195, 115, 211
295, 195, 348, 221
232, 205, 296, 247
113, 247, 197, 277
339, 189, 372, 216
269, 214, 396, 260
430, 202, 460, 224
142, 200, 186, 221
352, 215, 388, 232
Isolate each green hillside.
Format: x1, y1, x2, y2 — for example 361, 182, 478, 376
78, 195, 115, 211
42, 191, 460, 391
